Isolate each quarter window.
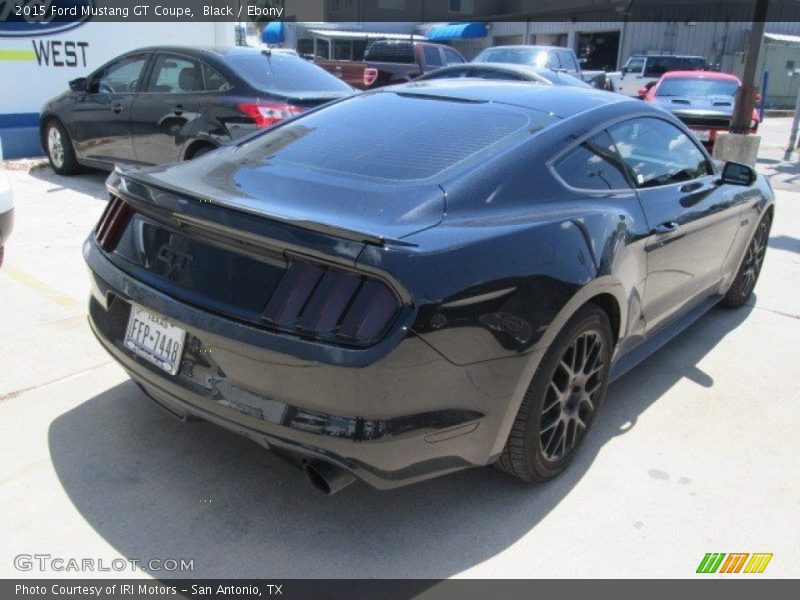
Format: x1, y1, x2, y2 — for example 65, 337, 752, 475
554, 131, 631, 191
608, 118, 712, 188
201, 63, 232, 92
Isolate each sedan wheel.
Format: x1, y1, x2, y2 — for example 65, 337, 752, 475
497, 303, 613, 483
44, 120, 80, 175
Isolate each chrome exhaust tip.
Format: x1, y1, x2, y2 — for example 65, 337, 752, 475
303, 459, 356, 495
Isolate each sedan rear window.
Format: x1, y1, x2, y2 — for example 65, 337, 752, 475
656, 78, 739, 97
226, 52, 352, 93
236, 92, 556, 181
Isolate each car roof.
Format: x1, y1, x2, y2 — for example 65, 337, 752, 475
123, 45, 291, 58
478, 45, 568, 52
423, 62, 550, 80
660, 70, 740, 82
629, 54, 706, 59
383, 79, 635, 118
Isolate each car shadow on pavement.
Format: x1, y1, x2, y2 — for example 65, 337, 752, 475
48, 304, 753, 579
28, 166, 109, 201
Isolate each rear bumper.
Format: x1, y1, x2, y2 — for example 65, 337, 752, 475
84, 239, 538, 489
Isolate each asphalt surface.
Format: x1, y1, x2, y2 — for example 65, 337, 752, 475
1, 120, 799, 579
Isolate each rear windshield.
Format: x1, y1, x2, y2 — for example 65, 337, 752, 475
364, 42, 415, 64
474, 48, 547, 67
656, 78, 738, 97
236, 92, 556, 181
226, 52, 352, 93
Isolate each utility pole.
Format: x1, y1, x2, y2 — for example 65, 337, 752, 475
730, 0, 770, 133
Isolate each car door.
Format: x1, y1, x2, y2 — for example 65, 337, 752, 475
617, 57, 645, 96
130, 52, 206, 165
71, 53, 149, 164
607, 116, 742, 334
421, 45, 444, 73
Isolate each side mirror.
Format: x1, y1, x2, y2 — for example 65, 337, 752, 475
578, 58, 587, 65
721, 161, 756, 186
69, 77, 87, 92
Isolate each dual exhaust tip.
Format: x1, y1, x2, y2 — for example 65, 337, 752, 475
302, 459, 356, 496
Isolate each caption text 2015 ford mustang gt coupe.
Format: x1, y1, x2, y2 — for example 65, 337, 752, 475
84, 80, 774, 494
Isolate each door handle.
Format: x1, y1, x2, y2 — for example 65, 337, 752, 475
112, 103, 124, 113
173, 104, 184, 116
652, 221, 680, 234
680, 182, 704, 193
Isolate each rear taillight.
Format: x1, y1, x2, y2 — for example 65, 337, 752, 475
237, 102, 303, 128
363, 68, 378, 87
262, 258, 400, 346
95, 196, 133, 252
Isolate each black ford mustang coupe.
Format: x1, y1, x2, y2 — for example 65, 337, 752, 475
84, 81, 774, 494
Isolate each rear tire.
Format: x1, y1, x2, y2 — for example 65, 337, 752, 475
722, 212, 772, 308
497, 304, 613, 483
45, 119, 81, 175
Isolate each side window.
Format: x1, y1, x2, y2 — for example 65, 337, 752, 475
201, 62, 232, 92
554, 131, 632, 191
608, 117, 712, 188
443, 47, 465, 65
94, 54, 148, 94
623, 58, 645, 74
644, 56, 674, 77
423, 45, 443, 67
545, 52, 561, 70
148, 54, 202, 93
558, 50, 579, 72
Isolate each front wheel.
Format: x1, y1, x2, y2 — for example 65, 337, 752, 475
45, 120, 81, 175
723, 213, 772, 308
497, 304, 613, 483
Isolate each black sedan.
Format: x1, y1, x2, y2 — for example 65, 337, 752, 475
84, 80, 774, 493
40, 46, 354, 175
414, 62, 592, 88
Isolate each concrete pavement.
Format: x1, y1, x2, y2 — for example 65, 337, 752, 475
0, 149, 798, 579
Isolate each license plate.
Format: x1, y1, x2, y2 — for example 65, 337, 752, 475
693, 129, 711, 142
124, 305, 186, 375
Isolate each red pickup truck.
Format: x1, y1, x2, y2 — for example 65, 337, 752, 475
316, 39, 466, 90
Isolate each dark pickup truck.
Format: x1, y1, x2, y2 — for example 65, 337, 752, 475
316, 39, 466, 90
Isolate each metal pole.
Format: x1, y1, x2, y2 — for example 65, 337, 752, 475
731, 0, 769, 133
759, 70, 769, 121
788, 78, 800, 151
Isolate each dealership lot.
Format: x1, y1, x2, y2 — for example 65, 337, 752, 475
1, 122, 799, 579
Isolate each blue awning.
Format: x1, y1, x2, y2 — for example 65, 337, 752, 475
426, 22, 487, 42
262, 21, 285, 45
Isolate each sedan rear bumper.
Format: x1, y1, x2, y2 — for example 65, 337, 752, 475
84, 239, 538, 489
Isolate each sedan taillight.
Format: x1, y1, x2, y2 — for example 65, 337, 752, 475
95, 196, 133, 252
262, 258, 400, 346
237, 102, 303, 128
363, 68, 378, 87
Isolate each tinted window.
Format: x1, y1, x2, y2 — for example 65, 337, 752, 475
555, 131, 631, 190
680, 57, 708, 70
443, 48, 465, 64
656, 77, 738, 97
202, 62, 232, 92
608, 118, 712, 188
236, 92, 556, 181
227, 52, 352, 93
364, 42, 415, 64
644, 56, 677, 77
149, 54, 201, 93
95, 54, 148, 93
423, 46, 443, 67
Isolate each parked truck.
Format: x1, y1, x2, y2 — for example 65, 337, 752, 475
315, 39, 466, 90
